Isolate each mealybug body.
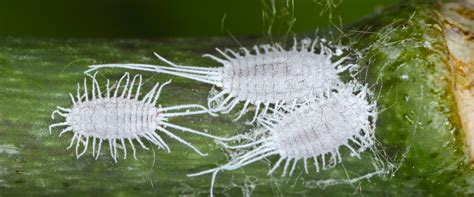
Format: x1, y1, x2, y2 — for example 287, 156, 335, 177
85, 38, 357, 123
188, 82, 377, 196
49, 73, 231, 162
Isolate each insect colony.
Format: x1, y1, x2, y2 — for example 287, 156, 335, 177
50, 38, 377, 195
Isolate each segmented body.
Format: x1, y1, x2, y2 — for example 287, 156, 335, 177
271, 84, 375, 159
86, 38, 357, 123
188, 82, 377, 196
67, 98, 159, 139
49, 73, 231, 162
220, 45, 342, 103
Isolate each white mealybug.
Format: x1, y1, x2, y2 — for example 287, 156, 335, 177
85, 38, 357, 123
187, 81, 377, 196
49, 72, 232, 162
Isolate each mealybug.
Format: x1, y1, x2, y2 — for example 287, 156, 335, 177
49, 73, 232, 162
85, 38, 357, 123
188, 81, 377, 196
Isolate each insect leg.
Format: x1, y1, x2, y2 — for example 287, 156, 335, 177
267, 157, 285, 175
48, 122, 69, 133
152, 80, 172, 105
232, 100, 250, 122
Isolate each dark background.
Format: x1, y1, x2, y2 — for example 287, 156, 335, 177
0, 0, 398, 38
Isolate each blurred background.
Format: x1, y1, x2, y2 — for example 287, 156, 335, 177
0, 0, 399, 38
